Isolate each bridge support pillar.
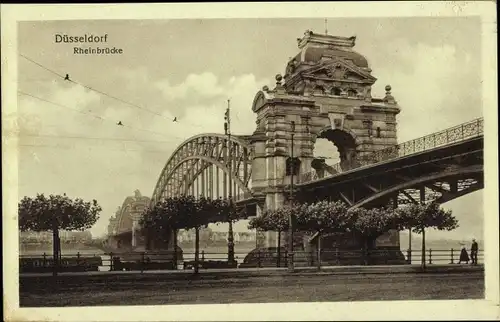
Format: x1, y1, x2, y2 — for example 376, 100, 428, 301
375, 229, 401, 249
241, 30, 406, 268
262, 192, 286, 248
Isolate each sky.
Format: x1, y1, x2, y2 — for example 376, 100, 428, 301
14, 17, 483, 242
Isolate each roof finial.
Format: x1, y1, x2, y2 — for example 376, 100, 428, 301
324, 18, 328, 35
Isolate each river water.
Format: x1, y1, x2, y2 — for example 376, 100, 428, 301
20, 244, 254, 271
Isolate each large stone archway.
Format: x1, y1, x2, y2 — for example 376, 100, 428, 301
315, 128, 358, 171
249, 30, 401, 255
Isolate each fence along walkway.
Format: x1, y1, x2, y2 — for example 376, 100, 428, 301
299, 117, 484, 184
19, 248, 484, 273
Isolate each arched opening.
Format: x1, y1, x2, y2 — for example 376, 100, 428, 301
347, 89, 357, 97
313, 129, 358, 175
331, 87, 342, 96
314, 86, 325, 94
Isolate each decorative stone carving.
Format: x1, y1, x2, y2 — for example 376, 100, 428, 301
295, 83, 305, 93
328, 113, 345, 131
275, 74, 283, 85
383, 85, 397, 104
326, 64, 348, 79
286, 58, 299, 77
313, 85, 324, 95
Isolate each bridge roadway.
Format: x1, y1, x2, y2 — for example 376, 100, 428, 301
295, 136, 483, 207
238, 119, 484, 213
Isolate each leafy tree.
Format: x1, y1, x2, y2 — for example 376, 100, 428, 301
172, 195, 197, 264
190, 195, 215, 273
397, 202, 458, 269
299, 201, 351, 234
140, 195, 198, 268
347, 206, 402, 265
249, 201, 350, 269
141, 195, 246, 272
248, 204, 292, 266
248, 207, 290, 232
299, 201, 350, 268
213, 197, 244, 224
139, 199, 176, 250
18, 193, 101, 276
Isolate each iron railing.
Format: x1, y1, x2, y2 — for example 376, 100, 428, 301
19, 248, 483, 273
405, 248, 484, 265
299, 117, 484, 184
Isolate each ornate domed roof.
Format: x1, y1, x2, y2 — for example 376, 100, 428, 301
295, 30, 370, 69
282, 30, 376, 98
299, 47, 369, 68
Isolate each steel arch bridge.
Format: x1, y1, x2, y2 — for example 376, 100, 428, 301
149, 118, 484, 216
150, 133, 254, 207
294, 117, 484, 209
145, 118, 483, 263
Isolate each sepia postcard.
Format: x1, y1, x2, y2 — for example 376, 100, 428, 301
2, 2, 499, 321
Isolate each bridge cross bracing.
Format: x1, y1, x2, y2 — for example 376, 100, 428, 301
294, 117, 483, 211
150, 117, 483, 215
299, 117, 483, 184
109, 117, 483, 250
151, 133, 254, 208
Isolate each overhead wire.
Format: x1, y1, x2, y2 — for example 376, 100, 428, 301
19, 54, 66, 79
18, 133, 179, 144
18, 143, 175, 154
17, 90, 187, 141
19, 53, 208, 129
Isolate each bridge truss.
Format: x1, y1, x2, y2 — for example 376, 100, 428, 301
296, 133, 484, 209
300, 117, 484, 184
150, 118, 483, 218
150, 133, 254, 206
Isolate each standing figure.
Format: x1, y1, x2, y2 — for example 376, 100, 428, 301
470, 239, 479, 265
458, 245, 469, 264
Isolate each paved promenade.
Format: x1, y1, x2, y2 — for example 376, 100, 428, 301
20, 263, 483, 277
20, 265, 484, 306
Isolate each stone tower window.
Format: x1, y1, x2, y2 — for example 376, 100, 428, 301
332, 87, 341, 96
347, 89, 357, 97
376, 127, 381, 138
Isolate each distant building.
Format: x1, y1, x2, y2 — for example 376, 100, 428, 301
181, 230, 257, 243
19, 231, 52, 243
19, 230, 92, 243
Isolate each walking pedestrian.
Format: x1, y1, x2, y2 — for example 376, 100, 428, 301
458, 244, 469, 264
470, 239, 479, 265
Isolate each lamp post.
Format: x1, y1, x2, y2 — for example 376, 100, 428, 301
225, 100, 235, 264
288, 121, 296, 272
